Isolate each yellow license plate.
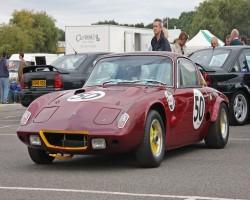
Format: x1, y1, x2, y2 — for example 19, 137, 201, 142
32, 80, 46, 87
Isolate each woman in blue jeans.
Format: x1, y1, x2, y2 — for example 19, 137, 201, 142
0, 52, 9, 104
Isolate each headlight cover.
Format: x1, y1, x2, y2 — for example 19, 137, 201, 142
20, 110, 31, 125
118, 113, 129, 129
94, 108, 121, 125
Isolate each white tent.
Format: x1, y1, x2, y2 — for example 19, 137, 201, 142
186, 30, 224, 54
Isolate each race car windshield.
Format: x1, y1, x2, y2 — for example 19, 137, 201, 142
85, 56, 173, 87
51, 54, 87, 72
189, 49, 230, 69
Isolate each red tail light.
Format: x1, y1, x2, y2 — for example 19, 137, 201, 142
54, 73, 63, 89
202, 72, 212, 87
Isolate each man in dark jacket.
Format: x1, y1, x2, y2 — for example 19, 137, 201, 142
0, 52, 9, 104
151, 18, 171, 51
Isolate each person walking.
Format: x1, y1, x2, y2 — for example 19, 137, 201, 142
151, 18, 171, 51
172, 31, 189, 55
17, 52, 26, 85
0, 52, 10, 104
230, 29, 242, 45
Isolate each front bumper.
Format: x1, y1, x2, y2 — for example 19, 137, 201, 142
17, 128, 142, 155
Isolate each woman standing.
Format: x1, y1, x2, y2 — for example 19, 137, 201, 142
172, 32, 189, 55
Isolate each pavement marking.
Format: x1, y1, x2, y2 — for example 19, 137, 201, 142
0, 120, 20, 122
0, 134, 16, 136
0, 104, 23, 106
0, 186, 245, 200
4, 115, 20, 118
0, 125, 19, 129
230, 138, 250, 141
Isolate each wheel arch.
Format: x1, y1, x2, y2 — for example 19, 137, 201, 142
233, 87, 250, 100
210, 96, 229, 122
147, 102, 167, 130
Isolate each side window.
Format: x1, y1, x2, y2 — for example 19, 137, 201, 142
238, 49, 250, 72
178, 59, 198, 87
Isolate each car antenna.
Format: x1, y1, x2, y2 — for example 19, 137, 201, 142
66, 41, 78, 55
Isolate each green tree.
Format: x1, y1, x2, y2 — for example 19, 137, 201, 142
92, 20, 119, 25
0, 24, 33, 55
190, 0, 250, 39
0, 9, 59, 54
93, 20, 145, 28
57, 28, 65, 41
10, 10, 58, 53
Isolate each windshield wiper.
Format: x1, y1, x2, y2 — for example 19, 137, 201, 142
143, 79, 166, 85
102, 79, 166, 87
102, 79, 120, 86
102, 80, 142, 87
117, 80, 142, 84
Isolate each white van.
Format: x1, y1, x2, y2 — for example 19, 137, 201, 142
8, 53, 60, 81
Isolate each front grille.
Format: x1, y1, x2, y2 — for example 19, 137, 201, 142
40, 131, 88, 150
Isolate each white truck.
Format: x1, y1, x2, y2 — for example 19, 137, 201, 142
65, 25, 154, 54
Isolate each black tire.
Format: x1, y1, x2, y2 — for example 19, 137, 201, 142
229, 91, 249, 126
205, 103, 229, 149
28, 147, 54, 164
21, 96, 31, 107
136, 110, 165, 168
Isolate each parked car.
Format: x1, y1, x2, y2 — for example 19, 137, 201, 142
17, 52, 229, 168
189, 46, 250, 125
8, 53, 60, 82
20, 52, 109, 107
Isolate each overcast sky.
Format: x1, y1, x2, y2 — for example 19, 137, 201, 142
0, 0, 204, 29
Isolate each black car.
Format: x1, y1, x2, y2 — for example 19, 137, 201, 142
20, 52, 109, 107
189, 46, 250, 125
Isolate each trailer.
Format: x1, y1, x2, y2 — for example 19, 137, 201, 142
65, 25, 154, 54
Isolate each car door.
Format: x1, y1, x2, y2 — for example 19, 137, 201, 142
238, 48, 250, 87
171, 58, 206, 147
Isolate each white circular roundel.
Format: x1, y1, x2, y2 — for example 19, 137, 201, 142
67, 91, 105, 102
165, 91, 175, 111
193, 89, 205, 130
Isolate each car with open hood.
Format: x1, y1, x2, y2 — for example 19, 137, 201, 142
17, 52, 229, 167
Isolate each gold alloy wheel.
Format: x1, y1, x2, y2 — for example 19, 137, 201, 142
220, 108, 228, 140
150, 119, 163, 157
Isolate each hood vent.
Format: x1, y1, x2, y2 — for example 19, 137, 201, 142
74, 89, 85, 95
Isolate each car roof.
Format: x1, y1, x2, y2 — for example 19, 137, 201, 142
98, 51, 181, 60
65, 52, 110, 56
191, 45, 250, 54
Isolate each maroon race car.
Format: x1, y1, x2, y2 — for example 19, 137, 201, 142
17, 52, 230, 167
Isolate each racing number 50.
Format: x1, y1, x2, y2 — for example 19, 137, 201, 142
193, 89, 205, 130
194, 95, 204, 122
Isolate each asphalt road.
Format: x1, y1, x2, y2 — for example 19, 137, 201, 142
0, 104, 249, 200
